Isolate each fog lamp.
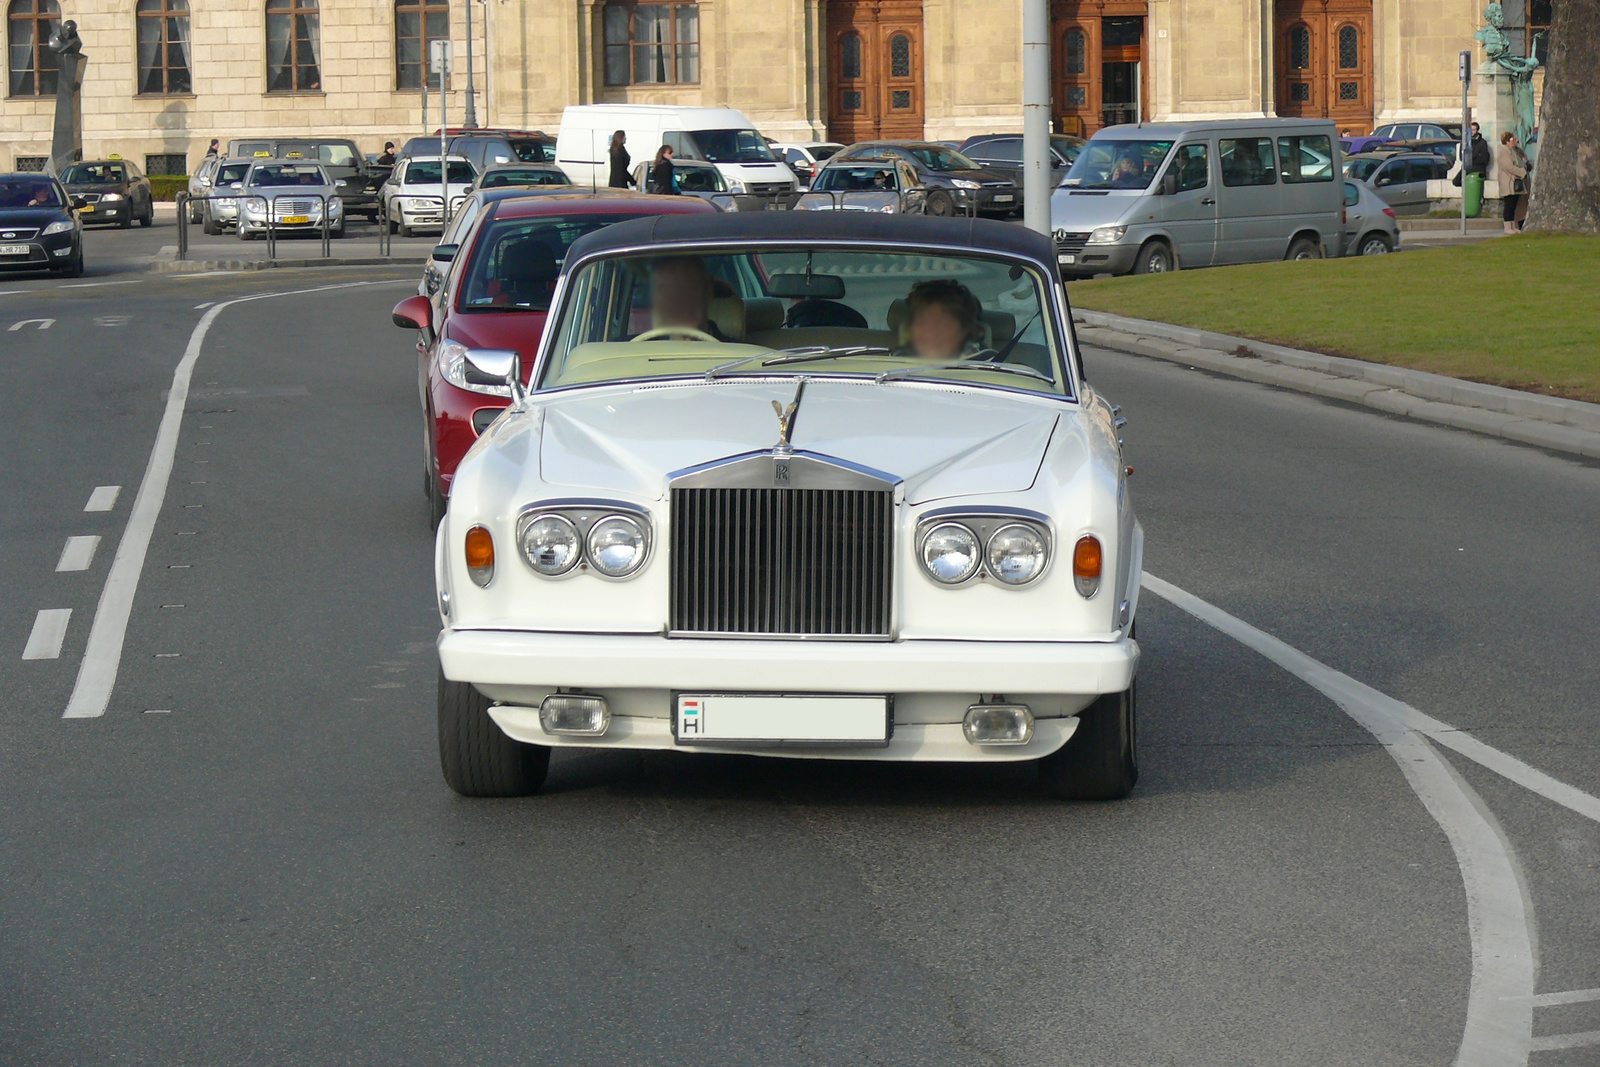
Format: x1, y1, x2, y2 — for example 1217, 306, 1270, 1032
539, 694, 610, 735
963, 704, 1034, 746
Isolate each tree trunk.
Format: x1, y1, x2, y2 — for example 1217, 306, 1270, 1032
1525, 0, 1600, 232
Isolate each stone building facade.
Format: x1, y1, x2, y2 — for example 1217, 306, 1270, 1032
2, 0, 1547, 174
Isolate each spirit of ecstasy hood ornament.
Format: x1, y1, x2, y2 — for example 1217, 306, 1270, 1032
771, 377, 807, 454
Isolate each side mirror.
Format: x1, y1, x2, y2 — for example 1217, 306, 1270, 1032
1375, 175, 1393, 187
1160, 172, 1178, 196
431, 243, 458, 263
463, 348, 523, 398
69, 195, 87, 209
335, 179, 347, 188
391, 294, 433, 331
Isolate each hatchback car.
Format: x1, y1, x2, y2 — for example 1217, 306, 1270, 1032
958, 133, 1086, 194
428, 212, 1141, 802
1344, 151, 1449, 215
383, 155, 477, 237
187, 157, 220, 222
58, 159, 155, 228
0, 172, 82, 275
237, 159, 344, 239
469, 164, 573, 193
831, 142, 1018, 217
389, 192, 718, 527
199, 159, 254, 234
1341, 179, 1400, 256
795, 160, 926, 214
770, 141, 846, 187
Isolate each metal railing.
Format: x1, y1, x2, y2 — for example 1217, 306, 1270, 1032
175, 190, 340, 261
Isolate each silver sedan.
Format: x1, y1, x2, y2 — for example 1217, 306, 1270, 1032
236, 159, 345, 240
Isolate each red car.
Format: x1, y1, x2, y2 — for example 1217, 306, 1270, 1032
392, 192, 717, 527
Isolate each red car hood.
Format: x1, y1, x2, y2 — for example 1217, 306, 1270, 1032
442, 310, 548, 384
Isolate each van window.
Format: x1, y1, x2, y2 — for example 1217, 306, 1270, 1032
688, 129, 777, 164
1171, 144, 1208, 192
1062, 139, 1173, 190
1277, 135, 1334, 182
1219, 137, 1276, 187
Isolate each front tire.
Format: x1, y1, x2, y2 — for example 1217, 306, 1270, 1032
139, 205, 153, 227
1132, 240, 1174, 275
203, 213, 221, 236
1037, 681, 1138, 800
437, 670, 550, 797
399, 219, 413, 239
925, 191, 955, 217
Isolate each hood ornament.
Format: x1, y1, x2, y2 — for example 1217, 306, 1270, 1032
771, 377, 806, 454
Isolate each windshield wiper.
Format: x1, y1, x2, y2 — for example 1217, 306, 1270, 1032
705, 345, 891, 380
876, 361, 1054, 385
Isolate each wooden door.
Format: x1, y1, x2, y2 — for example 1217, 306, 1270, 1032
827, 0, 924, 143
1049, 2, 1148, 137
1275, 0, 1372, 132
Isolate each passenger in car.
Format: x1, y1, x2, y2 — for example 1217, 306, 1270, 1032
899, 279, 985, 361
647, 256, 728, 340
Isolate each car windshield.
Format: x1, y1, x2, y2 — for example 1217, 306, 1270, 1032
250, 164, 330, 187
676, 165, 726, 193
279, 142, 360, 168
406, 160, 476, 184
61, 163, 125, 184
480, 168, 570, 188
509, 139, 556, 163
902, 145, 980, 171
542, 248, 1065, 396
1062, 139, 1174, 190
460, 212, 653, 312
1344, 157, 1382, 181
0, 179, 62, 208
813, 165, 898, 192
689, 129, 776, 164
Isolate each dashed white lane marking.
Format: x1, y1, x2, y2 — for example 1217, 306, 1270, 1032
1143, 573, 1537, 1067
1530, 1031, 1600, 1053
59, 280, 140, 290
55, 535, 101, 572
1533, 988, 1600, 1007
193, 302, 213, 309
84, 485, 121, 512
63, 280, 378, 720
22, 609, 71, 660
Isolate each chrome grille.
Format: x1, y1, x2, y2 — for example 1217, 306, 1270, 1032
670, 486, 893, 638
1054, 231, 1091, 254
0, 228, 39, 240
278, 200, 314, 215
77, 193, 102, 204
746, 181, 793, 198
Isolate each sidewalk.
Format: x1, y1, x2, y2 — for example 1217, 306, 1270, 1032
149, 221, 430, 272
1076, 309, 1600, 461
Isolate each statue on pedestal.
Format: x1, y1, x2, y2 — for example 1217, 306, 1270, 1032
46, 20, 86, 174
1473, 3, 1541, 148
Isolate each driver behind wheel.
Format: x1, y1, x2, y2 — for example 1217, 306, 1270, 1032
899, 279, 984, 361
645, 255, 728, 340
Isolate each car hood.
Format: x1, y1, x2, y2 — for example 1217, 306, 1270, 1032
534, 378, 1060, 505
938, 167, 1011, 185
64, 183, 127, 193
0, 208, 68, 228
1048, 189, 1138, 230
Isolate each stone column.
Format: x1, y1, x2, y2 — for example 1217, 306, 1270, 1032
50, 52, 87, 173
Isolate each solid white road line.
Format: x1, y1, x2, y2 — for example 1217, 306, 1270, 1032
63, 281, 375, 720
1143, 573, 1536, 1067
59, 280, 141, 290
84, 485, 121, 512
22, 609, 71, 660
55, 535, 101, 572
1530, 1030, 1600, 1052
1533, 988, 1600, 1007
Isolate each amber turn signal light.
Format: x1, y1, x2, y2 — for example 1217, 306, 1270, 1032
465, 525, 495, 587
1073, 535, 1102, 598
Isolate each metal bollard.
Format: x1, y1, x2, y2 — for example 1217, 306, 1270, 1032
320, 193, 331, 259
176, 192, 189, 259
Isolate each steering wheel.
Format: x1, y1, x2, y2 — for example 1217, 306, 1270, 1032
631, 326, 719, 344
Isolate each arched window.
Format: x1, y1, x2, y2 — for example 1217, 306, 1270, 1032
395, 0, 447, 89
7, 0, 58, 96
136, 0, 192, 94
1288, 25, 1310, 70
840, 32, 861, 79
601, 2, 700, 86
267, 0, 321, 92
1065, 29, 1086, 75
1337, 24, 1358, 69
889, 32, 910, 78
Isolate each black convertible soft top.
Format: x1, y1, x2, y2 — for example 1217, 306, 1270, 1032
564, 211, 1057, 270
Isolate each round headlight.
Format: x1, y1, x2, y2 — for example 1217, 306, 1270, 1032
520, 515, 580, 576
920, 523, 981, 585
587, 515, 648, 577
985, 524, 1049, 585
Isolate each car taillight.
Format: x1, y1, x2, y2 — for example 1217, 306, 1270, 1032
1382, 207, 1397, 218
1341, 208, 1347, 225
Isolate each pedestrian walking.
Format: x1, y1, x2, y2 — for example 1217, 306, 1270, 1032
205, 138, 219, 157
650, 144, 677, 195
608, 130, 631, 188
377, 142, 397, 166
1496, 131, 1529, 234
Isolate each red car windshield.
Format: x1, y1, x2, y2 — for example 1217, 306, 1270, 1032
460, 213, 652, 312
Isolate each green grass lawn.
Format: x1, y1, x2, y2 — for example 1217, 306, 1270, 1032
1067, 233, 1600, 402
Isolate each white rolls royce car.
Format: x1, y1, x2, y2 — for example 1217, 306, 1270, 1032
432, 213, 1142, 800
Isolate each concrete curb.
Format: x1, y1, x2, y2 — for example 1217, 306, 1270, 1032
150, 254, 426, 273
1074, 309, 1600, 461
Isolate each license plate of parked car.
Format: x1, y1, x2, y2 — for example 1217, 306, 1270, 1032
79, 205, 94, 213
0, 244, 28, 256
674, 694, 889, 745
282, 214, 310, 224
993, 194, 1014, 202
1059, 254, 1076, 264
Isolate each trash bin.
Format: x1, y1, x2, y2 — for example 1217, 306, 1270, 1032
1464, 172, 1484, 218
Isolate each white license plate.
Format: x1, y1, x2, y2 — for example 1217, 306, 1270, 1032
675, 693, 889, 745
0, 244, 29, 256
993, 194, 1014, 202
1058, 254, 1076, 264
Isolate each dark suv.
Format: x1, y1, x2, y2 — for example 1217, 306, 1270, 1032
227, 138, 379, 218
399, 130, 558, 173
958, 133, 1087, 193
829, 141, 1017, 217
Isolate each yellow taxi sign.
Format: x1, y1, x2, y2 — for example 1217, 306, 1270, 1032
285, 151, 304, 158
255, 150, 270, 157
108, 153, 122, 160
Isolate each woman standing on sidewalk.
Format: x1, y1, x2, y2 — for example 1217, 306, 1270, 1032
1496, 131, 1530, 234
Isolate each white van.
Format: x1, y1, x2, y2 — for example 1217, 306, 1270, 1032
1051, 118, 1344, 276
556, 105, 797, 199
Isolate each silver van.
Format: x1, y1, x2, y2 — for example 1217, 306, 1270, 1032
1051, 119, 1344, 277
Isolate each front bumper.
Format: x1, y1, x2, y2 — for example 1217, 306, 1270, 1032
439, 629, 1138, 761
0, 232, 78, 269
77, 201, 129, 224
1058, 240, 1139, 277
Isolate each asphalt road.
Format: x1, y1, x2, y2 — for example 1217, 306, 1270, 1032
1, 243, 1596, 1066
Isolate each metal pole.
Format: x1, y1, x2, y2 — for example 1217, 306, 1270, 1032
464, 0, 478, 128
1459, 50, 1471, 237
481, 0, 490, 127
176, 192, 189, 259
441, 56, 450, 228
1022, 0, 1051, 236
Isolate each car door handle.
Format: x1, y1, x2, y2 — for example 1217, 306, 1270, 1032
1201, 197, 1216, 205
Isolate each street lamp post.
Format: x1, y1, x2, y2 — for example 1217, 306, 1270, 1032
464, 0, 478, 128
